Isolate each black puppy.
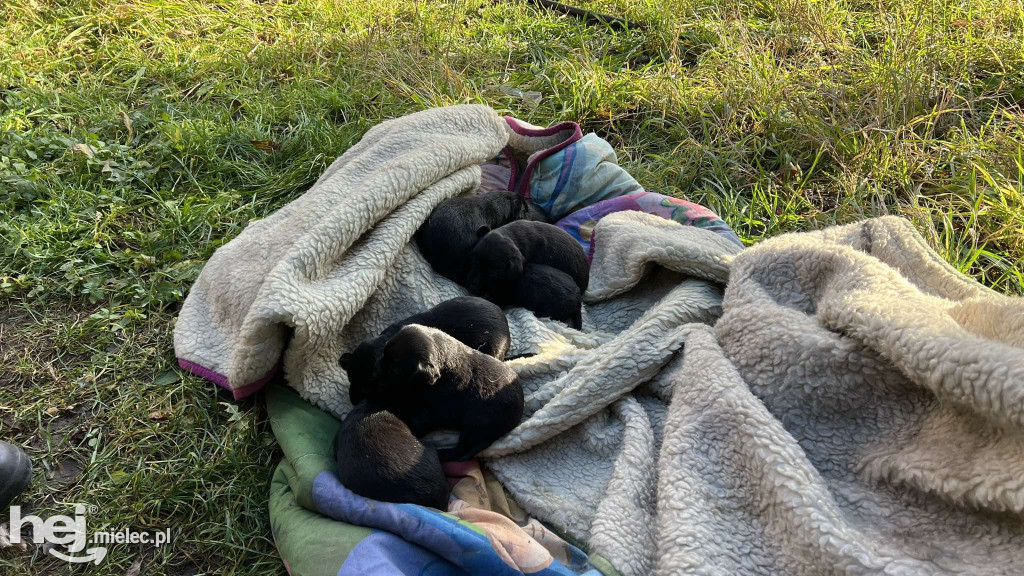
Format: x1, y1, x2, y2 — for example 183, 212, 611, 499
369, 324, 523, 462
416, 189, 546, 283
465, 221, 589, 301
503, 264, 583, 329
334, 400, 450, 509
343, 296, 511, 405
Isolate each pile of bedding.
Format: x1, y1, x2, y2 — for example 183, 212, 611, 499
174, 105, 1024, 575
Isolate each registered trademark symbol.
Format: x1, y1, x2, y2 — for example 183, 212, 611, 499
87, 504, 98, 514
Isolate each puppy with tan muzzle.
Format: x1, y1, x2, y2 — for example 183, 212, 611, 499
342, 296, 511, 406
366, 324, 523, 462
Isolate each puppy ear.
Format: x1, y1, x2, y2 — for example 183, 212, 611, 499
339, 353, 352, 370
414, 361, 441, 386
476, 225, 490, 238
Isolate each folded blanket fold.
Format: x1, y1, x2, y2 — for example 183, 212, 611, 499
174, 105, 510, 404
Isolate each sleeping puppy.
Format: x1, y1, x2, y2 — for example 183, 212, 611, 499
465, 221, 589, 301
416, 189, 547, 283
334, 400, 450, 509
369, 324, 523, 462
503, 264, 583, 329
342, 296, 511, 405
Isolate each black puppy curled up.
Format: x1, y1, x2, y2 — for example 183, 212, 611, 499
416, 189, 547, 283
369, 324, 523, 462
503, 264, 583, 329
465, 220, 589, 300
334, 400, 450, 510
342, 296, 511, 405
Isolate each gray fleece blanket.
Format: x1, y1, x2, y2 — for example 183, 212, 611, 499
174, 105, 1024, 575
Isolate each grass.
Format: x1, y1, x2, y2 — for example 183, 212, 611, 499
1, 0, 1022, 573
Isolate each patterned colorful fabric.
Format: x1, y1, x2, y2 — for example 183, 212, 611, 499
315, 471, 596, 576
267, 384, 606, 576
518, 133, 640, 221
492, 118, 742, 255
556, 191, 743, 260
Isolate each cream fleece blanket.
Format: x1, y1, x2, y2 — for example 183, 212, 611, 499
174, 105, 1024, 575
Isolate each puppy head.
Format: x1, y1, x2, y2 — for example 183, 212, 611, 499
466, 234, 525, 297
375, 326, 441, 394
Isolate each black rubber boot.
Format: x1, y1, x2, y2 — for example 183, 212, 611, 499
0, 441, 32, 511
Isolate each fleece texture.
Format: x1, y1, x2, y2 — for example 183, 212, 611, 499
493, 216, 1024, 575
173, 105, 509, 406
175, 105, 1024, 575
